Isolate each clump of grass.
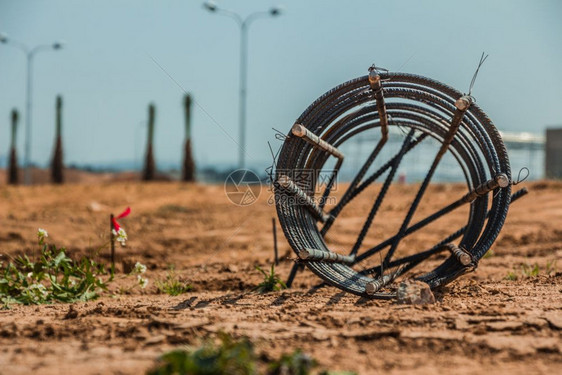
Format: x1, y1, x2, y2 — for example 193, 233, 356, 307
116, 262, 150, 294
0, 230, 108, 308
505, 260, 557, 281
148, 333, 357, 375
546, 259, 557, 275
156, 267, 192, 296
147, 332, 256, 375
254, 264, 286, 293
521, 263, 540, 277
268, 349, 317, 375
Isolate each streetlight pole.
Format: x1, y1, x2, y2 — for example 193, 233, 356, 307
203, 1, 283, 169
0, 33, 64, 185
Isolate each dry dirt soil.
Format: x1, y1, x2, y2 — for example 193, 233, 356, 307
0, 177, 560, 374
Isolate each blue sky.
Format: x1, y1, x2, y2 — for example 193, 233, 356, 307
0, 0, 561, 170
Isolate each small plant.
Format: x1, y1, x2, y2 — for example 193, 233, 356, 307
482, 249, 494, 259
0, 229, 108, 308
546, 259, 557, 275
110, 206, 131, 278
115, 262, 149, 294
268, 349, 317, 375
521, 263, 540, 277
149, 333, 356, 375
254, 264, 286, 293
156, 267, 192, 296
147, 332, 256, 375
505, 260, 558, 281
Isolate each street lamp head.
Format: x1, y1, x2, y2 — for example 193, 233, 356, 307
270, 5, 284, 16
0, 32, 8, 43
52, 40, 65, 50
203, 1, 217, 12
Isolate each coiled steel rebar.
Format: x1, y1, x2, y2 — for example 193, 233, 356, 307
274, 69, 512, 298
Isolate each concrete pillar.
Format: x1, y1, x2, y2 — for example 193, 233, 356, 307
545, 128, 562, 179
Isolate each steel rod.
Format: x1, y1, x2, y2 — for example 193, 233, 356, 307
461, 173, 509, 203
110, 214, 115, 278
361, 188, 528, 277
383, 96, 473, 265
365, 272, 397, 295
444, 243, 472, 266
356, 172, 510, 263
298, 248, 355, 265
321, 139, 386, 233
277, 174, 330, 222
285, 263, 302, 288
368, 68, 389, 137
292, 123, 344, 160
319, 133, 426, 238
318, 158, 342, 211
272, 217, 279, 266
349, 129, 415, 256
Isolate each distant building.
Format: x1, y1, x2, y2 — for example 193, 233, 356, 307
545, 128, 562, 179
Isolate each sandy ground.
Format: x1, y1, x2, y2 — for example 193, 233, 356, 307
0, 176, 560, 374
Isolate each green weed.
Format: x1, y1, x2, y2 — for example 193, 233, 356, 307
521, 263, 540, 277
268, 349, 317, 375
148, 333, 357, 375
156, 268, 192, 296
546, 259, 557, 275
0, 235, 108, 307
1, 229, 148, 308
505, 260, 557, 281
147, 332, 256, 375
254, 264, 286, 293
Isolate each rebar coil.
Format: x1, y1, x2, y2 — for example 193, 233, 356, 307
274, 71, 511, 298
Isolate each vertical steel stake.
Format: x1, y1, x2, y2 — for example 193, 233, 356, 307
272, 217, 279, 266
110, 214, 115, 278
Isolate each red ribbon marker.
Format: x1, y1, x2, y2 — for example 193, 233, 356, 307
112, 207, 131, 232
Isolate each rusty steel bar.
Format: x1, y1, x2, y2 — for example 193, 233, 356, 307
292, 124, 344, 160
277, 174, 330, 223
272, 217, 279, 266
461, 173, 509, 203
291, 123, 344, 213
444, 243, 473, 266
368, 67, 389, 137
359, 188, 528, 277
349, 129, 415, 257
298, 248, 355, 265
383, 95, 474, 265
320, 66, 392, 235
355, 172, 510, 263
365, 272, 398, 295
